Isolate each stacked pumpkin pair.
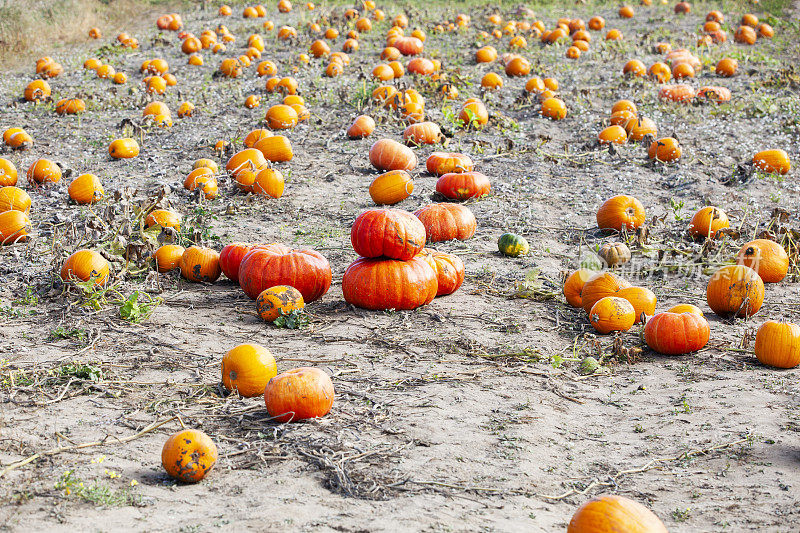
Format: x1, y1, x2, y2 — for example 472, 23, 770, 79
0, 160, 31, 245
342, 209, 464, 310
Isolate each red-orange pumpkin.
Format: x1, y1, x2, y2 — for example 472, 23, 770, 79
219, 242, 254, 282
264, 367, 335, 422
238, 244, 332, 302
369, 139, 418, 171
435, 172, 491, 200
414, 203, 477, 242
644, 312, 710, 355
351, 209, 426, 260
342, 256, 438, 310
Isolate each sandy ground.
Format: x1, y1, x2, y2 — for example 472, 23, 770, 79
1, 0, 800, 531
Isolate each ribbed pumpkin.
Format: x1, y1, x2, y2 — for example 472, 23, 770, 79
706, 265, 764, 318
648, 137, 681, 162
219, 243, 254, 282
161, 429, 217, 483
256, 285, 305, 322
658, 84, 695, 103
568, 494, 668, 533
342, 256, 438, 310
0, 158, 18, 186
688, 206, 729, 239
60, 249, 109, 285
667, 304, 704, 316
616, 286, 656, 323
369, 139, 417, 171
644, 312, 710, 355
265, 104, 298, 129
414, 203, 477, 242
351, 209, 426, 260
238, 244, 332, 302
695, 86, 732, 104
27, 159, 61, 184
253, 168, 285, 198
580, 272, 631, 313
152, 244, 184, 273
596, 195, 646, 231
0, 210, 31, 244
108, 138, 139, 159
752, 149, 791, 175
418, 248, 464, 296
264, 367, 335, 422
222, 343, 277, 396
180, 246, 222, 283
563, 269, 592, 308
145, 209, 181, 230
0, 186, 31, 213
68, 174, 104, 204
737, 239, 788, 283
435, 172, 491, 200
369, 170, 413, 205
589, 296, 636, 334
347, 115, 376, 139
402, 122, 441, 145
755, 321, 800, 368
55, 98, 86, 115
425, 152, 474, 175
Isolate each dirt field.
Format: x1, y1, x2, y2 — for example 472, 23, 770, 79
2, 0, 800, 531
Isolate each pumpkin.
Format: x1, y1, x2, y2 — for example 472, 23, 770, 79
27, 159, 61, 184
108, 138, 139, 159
184, 167, 213, 191
0, 158, 17, 186
667, 304, 704, 316
24, 80, 51, 102
580, 271, 631, 313
60, 249, 109, 285
752, 149, 791, 175
506, 56, 531, 76
253, 168, 285, 199
351, 209, 426, 260
414, 203, 477, 242
145, 209, 181, 230
755, 321, 800, 369
0, 186, 31, 213
610, 110, 636, 128
251, 135, 292, 163
563, 269, 592, 307
342, 256, 438, 310
347, 115, 376, 139
596, 195, 646, 231
238, 244, 332, 302
568, 494, 668, 533
426, 152, 474, 175
497, 233, 529, 257
265, 104, 298, 130
222, 343, 277, 396
598, 125, 627, 145
618, 5, 634, 18
162, 429, 217, 483
219, 243, 254, 282
403, 122, 441, 145
55, 98, 85, 115
394, 36, 423, 56
541, 97, 567, 120
180, 246, 222, 283
369, 139, 417, 171
622, 59, 646, 77
481, 72, 504, 90
256, 285, 305, 322
153, 244, 184, 273
0, 210, 31, 245
458, 99, 488, 128
435, 172, 491, 201
605, 29, 623, 40
226, 149, 267, 181
734, 25, 756, 45
695, 86, 732, 104
369, 170, 413, 205
598, 242, 630, 267
648, 137, 681, 162
737, 239, 788, 283
476, 46, 498, 63
647, 62, 671, 83
589, 297, 636, 334
68, 174, 104, 204
264, 367, 334, 422
243, 129, 272, 148
418, 248, 464, 296
688, 206, 729, 239
658, 84, 695, 103
645, 312, 710, 355
616, 286, 656, 323
706, 265, 764, 318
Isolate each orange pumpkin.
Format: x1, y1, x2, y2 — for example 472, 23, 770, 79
426, 152, 474, 175
55, 98, 86, 115
623, 59, 646, 77
706, 265, 764, 318
737, 239, 788, 283
568, 495, 667, 533
563, 269, 593, 307
648, 137, 681, 162
580, 271, 631, 313
255, 285, 305, 322
60, 249, 109, 285
688, 206, 729, 239
145, 209, 181, 230
596, 195, 645, 231
369, 139, 417, 171
0, 210, 30, 245
68, 174, 104, 204
254, 135, 293, 163
616, 286, 656, 323
458, 99, 488, 128
598, 125, 627, 145
369, 170, 414, 205
418, 248, 465, 296
222, 343, 278, 395
265, 104, 298, 130
347, 115, 376, 139
752, 149, 791, 175
755, 321, 800, 368
152, 244, 185, 273
589, 296, 636, 334
0, 159, 17, 186
541, 97, 567, 120
180, 246, 221, 282
435, 172, 491, 200
402, 122, 441, 145
667, 304, 704, 316
0, 186, 30, 213
658, 84, 695, 103
264, 367, 335, 422
109, 138, 139, 159
414, 203, 477, 243
253, 168, 285, 198
27, 159, 61, 185
162, 429, 217, 483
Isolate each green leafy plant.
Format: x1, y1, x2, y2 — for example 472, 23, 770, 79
119, 291, 162, 323
273, 309, 308, 330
